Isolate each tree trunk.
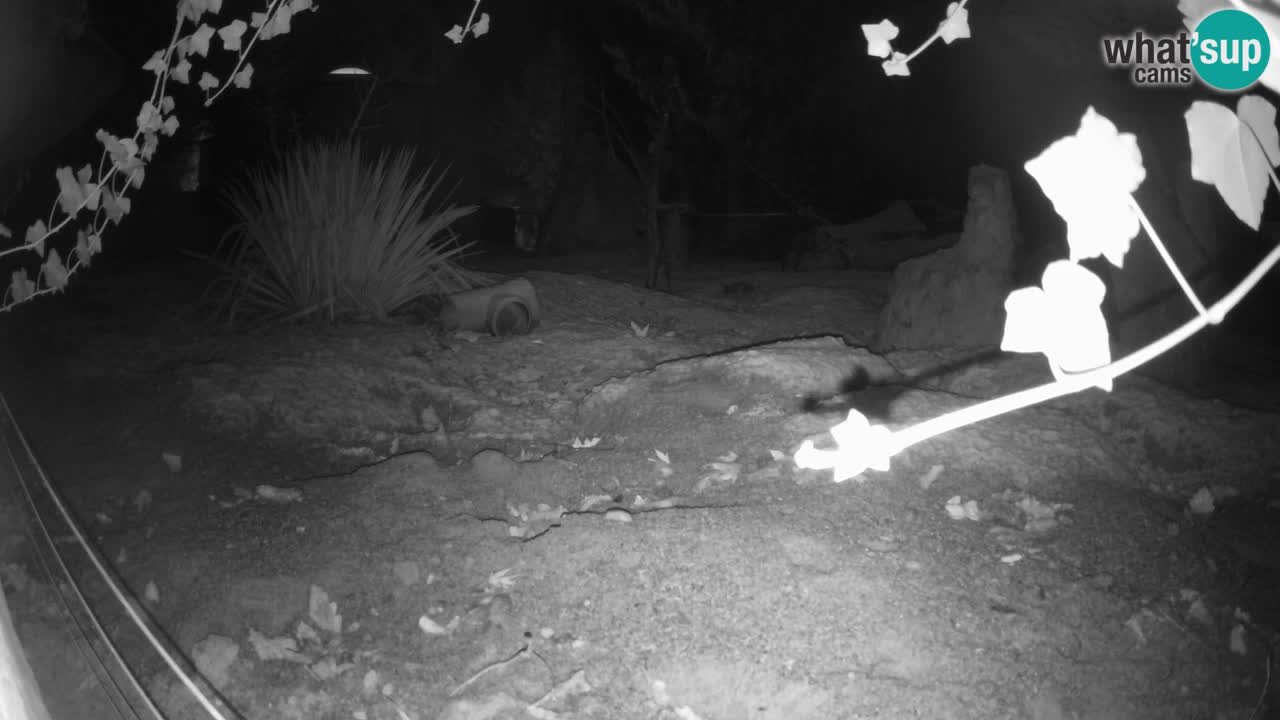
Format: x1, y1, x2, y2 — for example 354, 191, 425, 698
643, 110, 672, 290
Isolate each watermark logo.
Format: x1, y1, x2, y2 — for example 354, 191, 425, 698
1100, 8, 1270, 91
1191, 9, 1269, 90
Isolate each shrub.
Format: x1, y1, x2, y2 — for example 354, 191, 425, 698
207, 138, 485, 324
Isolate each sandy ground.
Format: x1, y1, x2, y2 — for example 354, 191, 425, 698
2, 251, 1279, 720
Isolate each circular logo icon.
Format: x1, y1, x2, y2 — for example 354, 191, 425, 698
1192, 9, 1270, 91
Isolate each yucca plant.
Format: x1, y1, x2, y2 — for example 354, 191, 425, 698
205, 138, 487, 325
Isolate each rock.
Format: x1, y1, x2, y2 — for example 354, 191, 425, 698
190, 635, 239, 690
875, 165, 1022, 351
468, 449, 519, 484
391, 561, 421, 588
784, 201, 953, 271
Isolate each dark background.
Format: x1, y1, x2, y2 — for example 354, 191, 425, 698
2, 0, 1277, 333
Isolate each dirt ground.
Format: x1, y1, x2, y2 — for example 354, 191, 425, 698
2, 250, 1279, 720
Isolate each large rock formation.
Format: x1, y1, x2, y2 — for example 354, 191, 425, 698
875, 165, 1022, 351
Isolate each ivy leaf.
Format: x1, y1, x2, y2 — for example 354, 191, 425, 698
256, 17, 276, 40
827, 410, 893, 476
882, 53, 910, 77
97, 129, 125, 163
1002, 260, 1112, 391
250, 11, 267, 28
290, 0, 314, 13
162, 115, 181, 137
180, 0, 209, 23
24, 221, 48, 256
218, 19, 247, 52
938, 2, 971, 44
472, 12, 490, 38
75, 229, 100, 268
142, 50, 167, 75
97, 131, 139, 166
233, 64, 254, 89
1024, 107, 1145, 267
444, 24, 465, 44
0, 223, 10, 239
270, 5, 294, 36
792, 409, 893, 481
72, 165, 101, 211
102, 189, 129, 224
137, 101, 161, 133
83, 183, 101, 211
141, 132, 159, 161
41, 250, 70, 291
862, 19, 899, 59
160, 95, 176, 114
10, 270, 34, 303
198, 72, 220, 91
55, 166, 86, 215
171, 58, 192, 85
190, 24, 216, 57
1185, 95, 1280, 231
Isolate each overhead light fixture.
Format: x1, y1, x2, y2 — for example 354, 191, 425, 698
328, 66, 373, 76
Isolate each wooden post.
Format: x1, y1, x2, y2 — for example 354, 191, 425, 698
0, 581, 53, 720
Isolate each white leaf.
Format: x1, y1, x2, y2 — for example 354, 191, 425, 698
136, 101, 161, 133
270, 5, 294, 35
1024, 107, 1145, 267
862, 19, 898, 58
170, 58, 191, 84
1001, 261, 1112, 391
190, 24, 216, 57
141, 50, 166, 75
218, 19, 247, 52
938, 2, 971, 44
55, 166, 85, 215
1184, 96, 1279, 230
882, 53, 910, 77
233, 64, 254, 89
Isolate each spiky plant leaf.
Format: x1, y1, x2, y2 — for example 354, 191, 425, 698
209, 138, 487, 325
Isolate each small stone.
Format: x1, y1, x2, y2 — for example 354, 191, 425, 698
419, 406, 441, 432
391, 561, 420, 587
469, 449, 518, 484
